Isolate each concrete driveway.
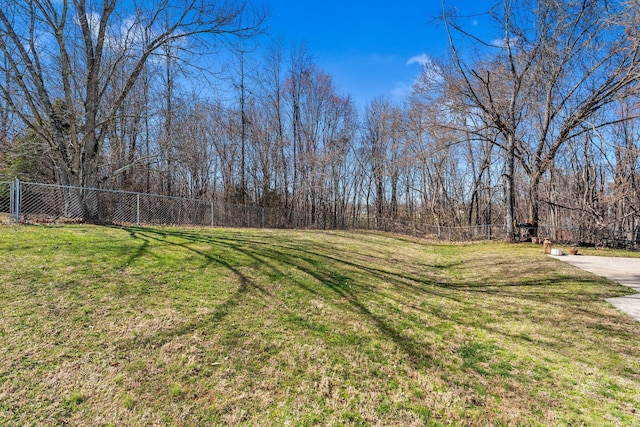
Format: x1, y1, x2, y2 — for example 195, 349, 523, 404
551, 255, 640, 321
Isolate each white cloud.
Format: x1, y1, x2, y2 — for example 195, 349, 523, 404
491, 36, 519, 48
491, 38, 507, 48
406, 53, 432, 67
74, 11, 101, 41
390, 82, 411, 99
406, 53, 444, 86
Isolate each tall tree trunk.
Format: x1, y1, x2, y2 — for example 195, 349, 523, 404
505, 134, 516, 243
528, 171, 542, 235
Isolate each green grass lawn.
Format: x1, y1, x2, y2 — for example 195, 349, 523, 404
1, 225, 639, 426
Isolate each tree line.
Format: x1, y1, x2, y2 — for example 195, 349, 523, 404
1, 0, 639, 243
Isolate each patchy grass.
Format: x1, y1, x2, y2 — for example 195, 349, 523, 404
0, 224, 639, 426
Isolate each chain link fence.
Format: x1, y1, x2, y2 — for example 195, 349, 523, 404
0, 181, 12, 224
0, 180, 499, 240
352, 216, 495, 241
0, 180, 300, 229
3, 179, 636, 248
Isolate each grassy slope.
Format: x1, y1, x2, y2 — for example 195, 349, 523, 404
0, 225, 639, 426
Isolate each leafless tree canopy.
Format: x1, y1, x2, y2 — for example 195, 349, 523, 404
0, 0, 263, 218
1, 0, 639, 245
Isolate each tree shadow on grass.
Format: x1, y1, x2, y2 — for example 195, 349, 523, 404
107, 226, 640, 378
105, 227, 271, 353
111, 226, 450, 368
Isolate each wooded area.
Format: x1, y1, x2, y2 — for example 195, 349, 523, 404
0, 0, 638, 244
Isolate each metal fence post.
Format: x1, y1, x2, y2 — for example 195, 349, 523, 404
136, 193, 140, 225
15, 179, 21, 223
210, 202, 214, 227
261, 207, 265, 228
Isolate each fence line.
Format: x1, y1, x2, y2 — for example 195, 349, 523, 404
1, 179, 638, 248
0, 179, 496, 239
0, 180, 15, 222
0, 180, 284, 228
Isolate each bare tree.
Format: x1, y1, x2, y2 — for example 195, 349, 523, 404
0, 58, 9, 165
516, 0, 640, 227
260, 42, 290, 211
0, 0, 263, 219
363, 98, 392, 223
439, 0, 640, 241
440, 0, 532, 241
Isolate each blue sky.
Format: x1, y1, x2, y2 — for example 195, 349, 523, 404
261, 0, 491, 108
